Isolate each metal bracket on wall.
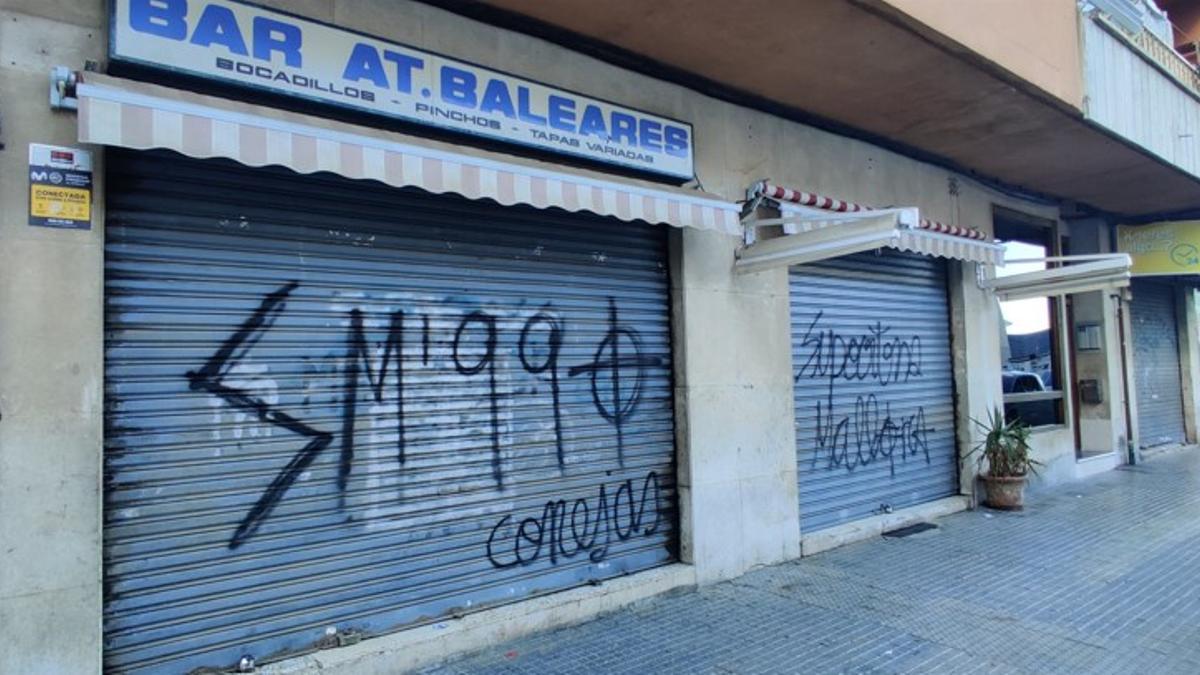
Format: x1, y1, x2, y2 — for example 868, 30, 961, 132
50, 66, 78, 111
976, 262, 992, 290
740, 192, 766, 246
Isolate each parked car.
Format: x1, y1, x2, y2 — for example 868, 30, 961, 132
1002, 370, 1060, 427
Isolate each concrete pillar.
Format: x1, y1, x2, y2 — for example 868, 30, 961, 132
947, 260, 1003, 501
0, 8, 106, 674
671, 228, 801, 584
1175, 287, 1200, 444
1118, 291, 1141, 461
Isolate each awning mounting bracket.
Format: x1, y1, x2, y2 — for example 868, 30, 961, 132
49, 66, 78, 111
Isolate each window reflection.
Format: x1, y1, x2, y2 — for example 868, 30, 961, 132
997, 239, 1065, 427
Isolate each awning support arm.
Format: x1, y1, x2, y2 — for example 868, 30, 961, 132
1003, 254, 1129, 264
979, 253, 1133, 300
736, 208, 920, 274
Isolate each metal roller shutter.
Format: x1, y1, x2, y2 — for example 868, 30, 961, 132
790, 250, 958, 532
103, 150, 677, 673
1131, 280, 1186, 448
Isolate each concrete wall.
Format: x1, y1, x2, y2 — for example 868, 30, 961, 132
880, 0, 1085, 109
0, 5, 107, 675
0, 0, 1085, 671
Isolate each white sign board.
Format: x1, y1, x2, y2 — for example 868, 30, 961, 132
110, 0, 695, 180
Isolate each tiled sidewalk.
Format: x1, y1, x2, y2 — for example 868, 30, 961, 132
427, 448, 1200, 674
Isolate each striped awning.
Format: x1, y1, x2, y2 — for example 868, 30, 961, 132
75, 74, 741, 235
775, 203, 1004, 264
755, 182, 993, 241
737, 181, 1004, 273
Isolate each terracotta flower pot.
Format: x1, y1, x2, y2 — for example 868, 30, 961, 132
982, 474, 1026, 511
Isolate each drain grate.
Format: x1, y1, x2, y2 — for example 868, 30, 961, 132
883, 522, 938, 538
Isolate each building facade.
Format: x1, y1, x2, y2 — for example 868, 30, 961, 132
1, 1, 1198, 673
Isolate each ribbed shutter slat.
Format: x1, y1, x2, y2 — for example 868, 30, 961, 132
104, 150, 677, 673
1131, 280, 1186, 448
790, 250, 959, 532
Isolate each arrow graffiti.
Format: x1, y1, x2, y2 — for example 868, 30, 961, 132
185, 281, 335, 550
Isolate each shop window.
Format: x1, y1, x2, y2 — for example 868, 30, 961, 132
995, 214, 1066, 427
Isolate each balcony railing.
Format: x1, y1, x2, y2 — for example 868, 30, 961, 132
1087, 9, 1200, 96
1126, 19, 1200, 94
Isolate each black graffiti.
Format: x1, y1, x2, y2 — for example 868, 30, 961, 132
519, 310, 566, 466
185, 281, 335, 550
453, 310, 502, 486
797, 311, 922, 386
567, 299, 662, 465
813, 389, 934, 475
189, 285, 666, 548
796, 311, 934, 475
343, 308, 407, 509
486, 471, 662, 568
421, 314, 431, 366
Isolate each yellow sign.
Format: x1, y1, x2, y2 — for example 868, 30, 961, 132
30, 185, 91, 221
28, 143, 93, 230
1117, 220, 1200, 276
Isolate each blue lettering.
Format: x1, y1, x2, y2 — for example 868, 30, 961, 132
479, 79, 516, 118
130, 0, 187, 40
639, 119, 663, 152
548, 95, 576, 132
252, 17, 302, 67
610, 112, 637, 146
517, 86, 546, 126
578, 105, 608, 140
441, 66, 477, 107
383, 51, 424, 94
190, 4, 248, 56
664, 125, 689, 157
342, 43, 389, 88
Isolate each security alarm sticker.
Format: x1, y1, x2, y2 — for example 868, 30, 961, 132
29, 144, 93, 229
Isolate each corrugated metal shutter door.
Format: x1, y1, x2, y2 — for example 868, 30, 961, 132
1131, 280, 1186, 448
103, 150, 677, 673
790, 251, 958, 532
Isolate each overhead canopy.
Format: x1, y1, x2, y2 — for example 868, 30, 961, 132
459, 0, 1200, 217
736, 182, 1004, 273
981, 254, 1133, 301
75, 74, 741, 235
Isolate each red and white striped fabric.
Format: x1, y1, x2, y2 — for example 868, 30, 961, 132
76, 74, 742, 235
751, 181, 1003, 266
754, 181, 991, 241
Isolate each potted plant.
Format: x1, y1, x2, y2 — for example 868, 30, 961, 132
970, 407, 1039, 510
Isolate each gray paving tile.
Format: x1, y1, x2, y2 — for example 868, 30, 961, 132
423, 448, 1200, 674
